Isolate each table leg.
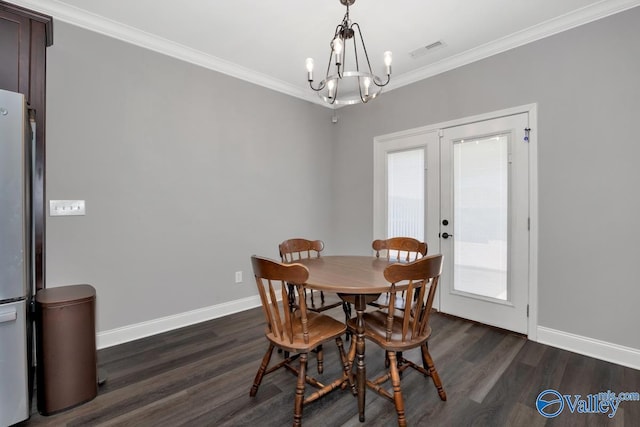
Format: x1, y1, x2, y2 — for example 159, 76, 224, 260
355, 294, 366, 422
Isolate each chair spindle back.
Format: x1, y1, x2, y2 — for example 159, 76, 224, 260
373, 237, 427, 262
382, 254, 443, 343
251, 255, 310, 345
279, 238, 324, 262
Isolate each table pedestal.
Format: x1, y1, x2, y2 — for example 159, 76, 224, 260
341, 293, 379, 422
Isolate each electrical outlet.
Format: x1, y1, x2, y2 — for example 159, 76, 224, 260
235, 271, 243, 283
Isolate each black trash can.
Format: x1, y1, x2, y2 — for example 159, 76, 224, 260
36, 284, 97, 415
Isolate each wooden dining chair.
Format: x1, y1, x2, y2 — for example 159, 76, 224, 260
347, 254, 446, 427
370, 237, 428, 309
372, 237, 427, 262
280, 238, 352, 343
279, 238, 344, 312
249, 256, 354, 427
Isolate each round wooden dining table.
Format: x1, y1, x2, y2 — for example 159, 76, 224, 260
296, 255, 404, 423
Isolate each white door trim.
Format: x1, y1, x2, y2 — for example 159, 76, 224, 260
373, 103, 539, 340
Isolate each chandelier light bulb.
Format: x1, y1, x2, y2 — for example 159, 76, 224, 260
384, 51, 393, 75
306, 58, 315, 81
363, 76, 371, 96
383, 51, 393, 66
332, 37, 344, 65
327, 79, 336, 99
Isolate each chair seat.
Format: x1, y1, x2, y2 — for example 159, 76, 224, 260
267, 311, 347, 353
347, 310, 432, 352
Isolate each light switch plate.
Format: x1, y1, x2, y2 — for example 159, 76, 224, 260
50, 200, 86, 216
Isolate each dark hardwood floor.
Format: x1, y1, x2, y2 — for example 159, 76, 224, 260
21, 307, 640, 426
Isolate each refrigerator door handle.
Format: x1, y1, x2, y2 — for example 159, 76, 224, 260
0, 308, 17, 323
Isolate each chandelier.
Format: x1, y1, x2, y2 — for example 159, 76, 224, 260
306, 0, 392, 106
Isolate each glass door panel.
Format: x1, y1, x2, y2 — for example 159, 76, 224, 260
387, 149, 424, 239
453, 135, 508, 300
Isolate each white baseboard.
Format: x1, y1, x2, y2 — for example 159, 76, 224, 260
537, 326, 640, 370
97, 300, 640, 372
96, 295, 262, 349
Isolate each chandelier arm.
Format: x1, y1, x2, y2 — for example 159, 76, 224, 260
339, 36, 347, 79
308, 80, 325, 92
352, 29, 366, 103
351, 26, 360, 72
373, 73, 391, 87
358, 82, 368, 104
352, 23, 374, 75
325, 43, 335, 78
353, 23, 390, 87
329, 81, 337, 105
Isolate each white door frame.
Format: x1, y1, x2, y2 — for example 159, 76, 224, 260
373, 104, 539, 341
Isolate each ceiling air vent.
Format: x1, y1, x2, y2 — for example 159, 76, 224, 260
409, 40, 445, 59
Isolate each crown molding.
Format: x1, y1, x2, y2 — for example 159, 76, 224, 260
387, 0, 640, 92
9, 0, 640, 109
8, 0, 324, 105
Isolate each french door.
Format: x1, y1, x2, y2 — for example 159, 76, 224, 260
440, 113, 529, 334
373, 110, 532, 334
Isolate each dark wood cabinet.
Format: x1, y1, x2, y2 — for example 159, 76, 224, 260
0, 1, 52, 291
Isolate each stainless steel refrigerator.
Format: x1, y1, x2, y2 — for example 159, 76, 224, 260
0, 89, 33, 426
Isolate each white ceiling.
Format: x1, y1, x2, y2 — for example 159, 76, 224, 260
12, 0, 640, 107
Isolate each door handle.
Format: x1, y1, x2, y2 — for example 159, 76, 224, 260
0, 309, 17, 323
441, 232, 452, 239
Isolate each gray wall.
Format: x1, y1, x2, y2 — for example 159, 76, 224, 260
45, 22, 335, 331
45, 8, 640, 350
331, 7, 640, 349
